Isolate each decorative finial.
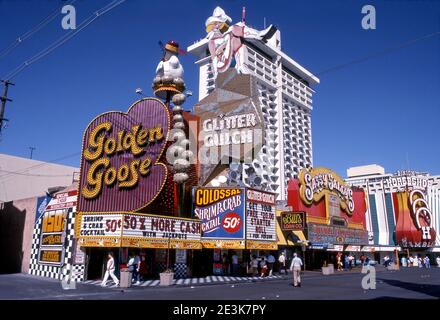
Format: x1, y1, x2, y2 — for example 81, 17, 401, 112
153, 40, 185, 100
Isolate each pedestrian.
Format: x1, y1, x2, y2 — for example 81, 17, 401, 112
250, 255, 259, 276
436, 256, 440, 267
289, 253, 303, 287
267, 253, 275, 276
222, 253, 229, 275
278, 252, 287, 274
409, 255, 414, 267
348, 254, 354, 270
365, 256, 370, 266
139, 254, 148, 281
101, 252, 119, 287
360, 254, 366, 266
336, 253, 343, 271
127, 253, 140, 285
401, 256, 407, 268
418, 256, 423, 269
424, 256, 430, 269
383, 255, 390, 268
231, 251, 239, 276
259, 257, 268, 277
344, 255, 349, 271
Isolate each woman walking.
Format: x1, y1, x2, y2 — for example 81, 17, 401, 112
101, 252, 119, 287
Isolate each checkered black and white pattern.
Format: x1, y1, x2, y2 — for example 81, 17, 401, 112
174, 263, 187, 279
86, 274, 284, 288
29, 207, 85, 282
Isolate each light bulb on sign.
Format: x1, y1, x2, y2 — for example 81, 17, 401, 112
218, 175, 227, 183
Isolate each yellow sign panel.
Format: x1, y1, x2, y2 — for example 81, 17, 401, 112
121, 238, 202, 249
246, 240, 277, 250
42, 210, 66, 233
201, 240, 245, 249
79, 238, 121, 248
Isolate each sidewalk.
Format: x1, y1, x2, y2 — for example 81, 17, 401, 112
84, 265, 393, 289
86, 274, 286, 289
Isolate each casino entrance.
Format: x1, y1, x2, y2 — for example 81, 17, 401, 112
85, 248, 118, 280
84, 247, 178, 280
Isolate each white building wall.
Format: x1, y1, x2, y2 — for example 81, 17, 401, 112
0, 154, 79, 202
374, 192, 389, 245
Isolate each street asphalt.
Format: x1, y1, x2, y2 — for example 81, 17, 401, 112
0, 267, 439, 300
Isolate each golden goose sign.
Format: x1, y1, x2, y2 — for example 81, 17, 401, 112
77, 98, 170, 213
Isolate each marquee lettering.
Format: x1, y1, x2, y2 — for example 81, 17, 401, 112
299, 168, 355, 215
82, 121, 163, 199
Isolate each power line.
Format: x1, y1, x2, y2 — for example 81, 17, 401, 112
2, 0, 126, 80
317, 31, 440, 76
0, 0, 77, 60
0, 169, 73, 178
215, 30, 440, 110
0, 151, 80, 180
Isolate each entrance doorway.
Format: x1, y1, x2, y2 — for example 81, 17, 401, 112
85, 248, 119, 280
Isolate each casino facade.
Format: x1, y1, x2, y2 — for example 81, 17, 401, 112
26, 6, 440, 283
346, 165, 440, 260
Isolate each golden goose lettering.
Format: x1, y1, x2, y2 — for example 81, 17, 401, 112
82, 121, 164, 199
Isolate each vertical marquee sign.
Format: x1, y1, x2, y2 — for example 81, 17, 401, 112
245, 188, 277, 250
37, 191, 77, 266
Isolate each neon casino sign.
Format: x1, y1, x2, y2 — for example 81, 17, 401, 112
299, 167, 355, 215
78, 98, 170, 213
409, 190, 434, 241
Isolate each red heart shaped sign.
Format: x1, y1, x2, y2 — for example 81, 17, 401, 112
77, 98, 170, 213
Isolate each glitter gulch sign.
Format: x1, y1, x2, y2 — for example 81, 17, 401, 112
77, 98, 170, 213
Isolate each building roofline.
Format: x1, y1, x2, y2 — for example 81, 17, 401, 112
187, 36, 320, 86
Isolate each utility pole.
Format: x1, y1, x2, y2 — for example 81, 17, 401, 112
0, 80, 15, 135
29, 147, 36, 159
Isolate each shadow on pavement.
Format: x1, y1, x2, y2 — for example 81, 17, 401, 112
380, 278, 440, 299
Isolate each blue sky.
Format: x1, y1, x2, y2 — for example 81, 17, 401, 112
0, 0, 439, 177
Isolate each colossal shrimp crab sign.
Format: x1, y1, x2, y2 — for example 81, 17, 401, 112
77, 98, 170, 213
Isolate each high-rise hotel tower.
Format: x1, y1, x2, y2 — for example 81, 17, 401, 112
188, 7, 319, 201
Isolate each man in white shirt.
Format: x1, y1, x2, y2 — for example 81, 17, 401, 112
278, 252, 287, 274
290, 253, 303, 287
408, 256, 414, 267
101, 252, 119, 287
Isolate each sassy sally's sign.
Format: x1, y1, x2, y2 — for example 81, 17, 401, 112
77, 98, 170, 213
299, 167, 355, 215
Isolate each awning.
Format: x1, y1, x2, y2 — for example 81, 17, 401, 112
429, 247, 440, 253
276, 228, 307, 246
327, 245, 344, 252
345, 245, 361, 252
375, 246, 401, 252
309, 243, 327, 250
